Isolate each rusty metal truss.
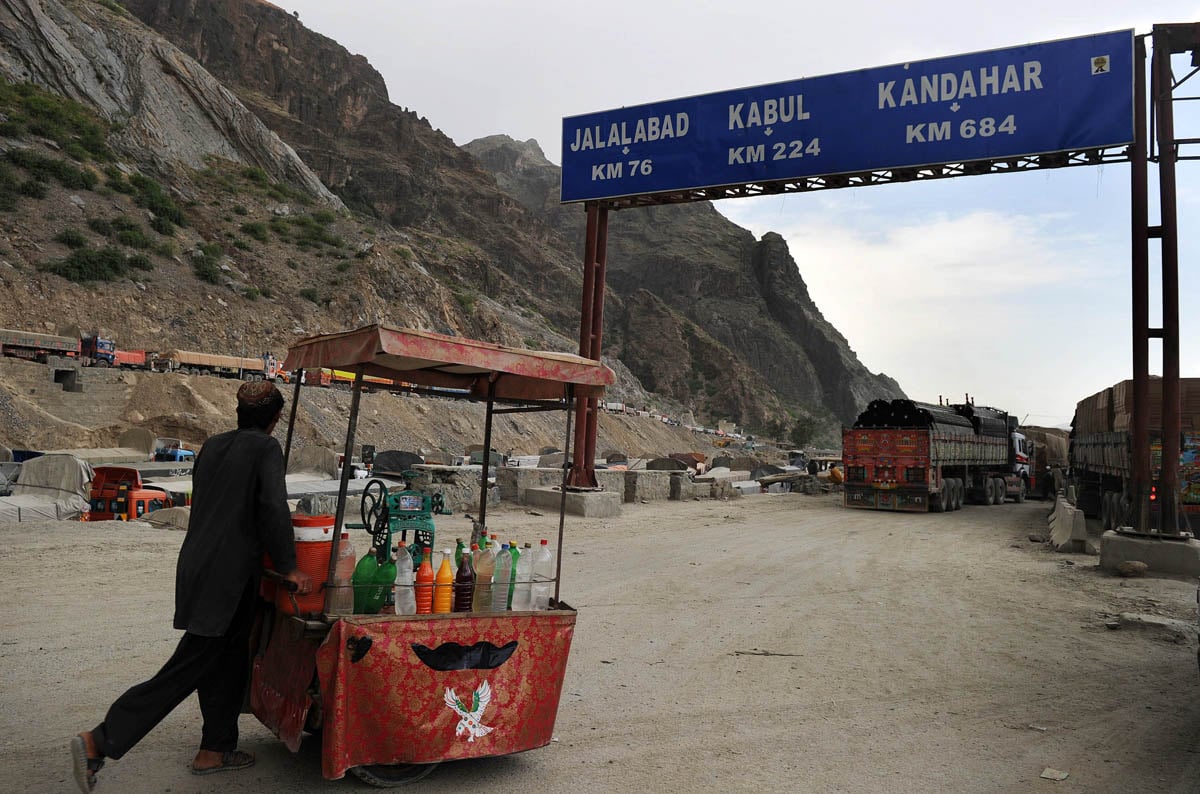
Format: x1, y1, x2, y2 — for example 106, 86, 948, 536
596, 146, 1132, 209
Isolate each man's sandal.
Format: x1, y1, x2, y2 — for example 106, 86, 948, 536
70, 733, 104, 793
189, 749, 256, 776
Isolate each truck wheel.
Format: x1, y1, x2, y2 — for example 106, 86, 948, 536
951, 479, 963, 511
242, 372, 255, 382
1016, 479, 1027, 503
931, 490, 946, 513
982, 480, 995, 506
994, 478, 1006, 504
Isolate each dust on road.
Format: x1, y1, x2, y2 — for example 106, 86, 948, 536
3, 495, 1200, 793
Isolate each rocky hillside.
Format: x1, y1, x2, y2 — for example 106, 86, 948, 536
465, 136, 905, 424
0, 0, 904, 450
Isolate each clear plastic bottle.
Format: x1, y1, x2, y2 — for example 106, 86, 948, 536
512, 542, 534, 611
393, 543, 417, 615
505, 542, 521, 610
328, 532, 356, 616
491, 543, 512, 611
532, 538, 555, 610
473, 542, 497, 612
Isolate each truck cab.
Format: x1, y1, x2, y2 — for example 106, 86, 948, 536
89, 466, 173, 520
153, 438, 195, 462
80, 335, 117, 366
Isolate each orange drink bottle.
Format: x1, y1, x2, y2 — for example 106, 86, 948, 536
433, 549, 454, 613
415, 546, 434, 614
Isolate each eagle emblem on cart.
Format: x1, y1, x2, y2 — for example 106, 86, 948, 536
444, 680, 494, 741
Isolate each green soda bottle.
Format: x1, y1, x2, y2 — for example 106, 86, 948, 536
454, 537, 466, 568
352, 550, 380, 614
372, 553, 397, 613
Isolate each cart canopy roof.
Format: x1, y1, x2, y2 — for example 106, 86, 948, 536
283, 325, 614, 401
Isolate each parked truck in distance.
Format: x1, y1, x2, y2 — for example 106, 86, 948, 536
151, 350, 285, 381
843, 398, 1031, 513
1020, 426, 1069, 499
1069, 378, 1200, 531
0, 328, 80, 362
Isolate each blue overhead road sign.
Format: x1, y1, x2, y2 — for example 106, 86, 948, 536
561, 29, 1134, 203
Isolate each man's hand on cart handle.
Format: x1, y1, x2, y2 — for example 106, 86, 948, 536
283, 570, 313, 595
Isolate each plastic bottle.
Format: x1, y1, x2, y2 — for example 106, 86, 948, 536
491, 544, 512, 611
393, 543, 416, 615
532, 538, 555, 611
454, 537, 466, 568
374, 551, 397, 614
352, 549, 380, 614
469, 543, 480, 574
453, 554, 475, 612
473, 542, 497, 612
506, 542, 521, 610
415, 546, 434, 614
512, 542, 534, 611
433, 549, 454, 613
328, 532, 356, 616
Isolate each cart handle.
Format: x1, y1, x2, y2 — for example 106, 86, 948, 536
263, 568, 299, 592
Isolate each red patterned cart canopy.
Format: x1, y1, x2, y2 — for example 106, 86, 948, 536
283, 325, 614, 401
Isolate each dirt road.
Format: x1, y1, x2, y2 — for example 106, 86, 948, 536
4, 495, 1200, 793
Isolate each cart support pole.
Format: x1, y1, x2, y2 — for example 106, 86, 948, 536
476, 378, 497, 544
555, 385, 575, 605
282, 369, 303, 473
325, 369, 365, 613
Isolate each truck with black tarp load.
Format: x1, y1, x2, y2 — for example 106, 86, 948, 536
1069, 378, 1200, 531
843, 398, 1030, 513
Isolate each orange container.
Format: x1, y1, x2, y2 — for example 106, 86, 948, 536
275, 514, 336, 616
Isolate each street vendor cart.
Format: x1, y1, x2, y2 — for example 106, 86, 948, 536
251, 324, 614, 785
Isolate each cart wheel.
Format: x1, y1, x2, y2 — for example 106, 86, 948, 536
350, 763, 439, 787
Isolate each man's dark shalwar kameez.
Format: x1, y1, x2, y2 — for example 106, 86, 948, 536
90, 427, 297, 759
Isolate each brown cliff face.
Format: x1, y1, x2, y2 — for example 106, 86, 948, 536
464, 136, 906, 429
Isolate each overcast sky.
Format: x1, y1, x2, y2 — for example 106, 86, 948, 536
275, 0, 1199, 428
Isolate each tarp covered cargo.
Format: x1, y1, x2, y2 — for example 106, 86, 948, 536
282, 324, 615, 401
1075, 378, 1200, 435
44, 447, 147, 465
0, 453, 94, 521
1021, 426, 1069, 468
163, 349, 263, 370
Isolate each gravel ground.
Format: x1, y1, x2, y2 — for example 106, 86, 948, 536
3, 496, 1200, 793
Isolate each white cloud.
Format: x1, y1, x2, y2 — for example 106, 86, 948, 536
723, 199, 1133, 423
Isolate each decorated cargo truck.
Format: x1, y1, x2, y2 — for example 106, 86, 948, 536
1069, 378, 1200, 531
843, 399, 1030, 513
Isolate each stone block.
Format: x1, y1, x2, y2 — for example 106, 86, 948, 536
732, 480, 762, 496
523, 486, 622, 518
669, 473, 709, 500
1099, 530, 1200, 577
624, 470, 672, 502
1047, 497, 1088, 553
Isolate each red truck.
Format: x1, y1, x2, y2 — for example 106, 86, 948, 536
843, 399, 1031, 512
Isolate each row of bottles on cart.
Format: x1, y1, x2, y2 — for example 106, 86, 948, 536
328, 534, 556, 615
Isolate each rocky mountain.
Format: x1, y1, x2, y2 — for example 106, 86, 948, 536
465, 136, 905, 426
0, 0, 903, 449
